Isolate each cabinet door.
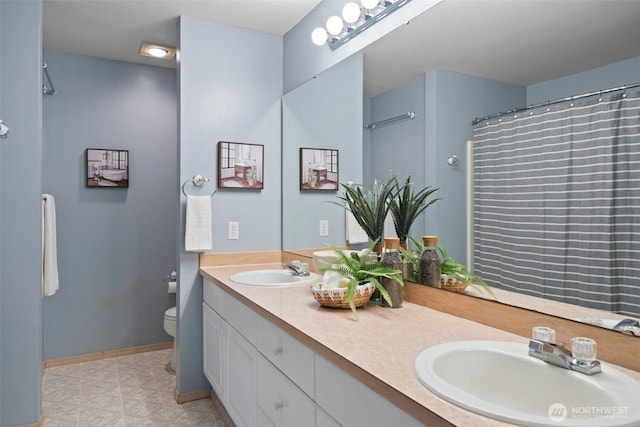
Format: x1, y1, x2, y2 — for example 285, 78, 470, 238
226, 325, 257, 427
203, 302, 225, 398
257, 354, 315, 427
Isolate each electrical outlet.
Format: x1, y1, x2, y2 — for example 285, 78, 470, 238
228, 221, 239, 240
319, 220, 329, 237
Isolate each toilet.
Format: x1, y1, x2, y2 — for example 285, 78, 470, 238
163, 306, 177, 373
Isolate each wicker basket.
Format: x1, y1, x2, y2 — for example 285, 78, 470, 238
311, 282, 375, 309
440, 275, 468, 293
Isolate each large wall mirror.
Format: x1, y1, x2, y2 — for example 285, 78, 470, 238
282, 1, 640, 337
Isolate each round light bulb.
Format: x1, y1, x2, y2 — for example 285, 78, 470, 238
311, 27, 328, 45
342, 2, 361, 24
326, 15, 344, 36
361, 0, 380, 10
147, 47, 168, 58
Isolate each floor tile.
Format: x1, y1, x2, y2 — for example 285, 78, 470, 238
42, 348, 227, 427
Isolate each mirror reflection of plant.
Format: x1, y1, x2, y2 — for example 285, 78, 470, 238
437, 244, 495, 298
399, 237, 495, 298
334, 178, 396, 247
398, 236, 422, 282
389, 176, 440, 247
320, 240, 403, 319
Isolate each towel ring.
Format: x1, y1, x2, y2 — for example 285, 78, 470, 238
181, 175, 216, 197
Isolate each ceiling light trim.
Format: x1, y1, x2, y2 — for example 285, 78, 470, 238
138, 41, 176, 60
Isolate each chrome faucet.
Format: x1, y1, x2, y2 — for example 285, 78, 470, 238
281, 263, 310, 277
528, 339, 601, 375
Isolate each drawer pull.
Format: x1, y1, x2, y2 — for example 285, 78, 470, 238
273, 345, 284, 355
273, 400, 284, 411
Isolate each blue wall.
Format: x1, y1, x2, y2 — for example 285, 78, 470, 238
0, 1, 43, 425
42, 51, 178, 359
178, 16, 283, 393
282, 53, 363, 250
367, 70, 525, 263
368, 77, 426, 192
528, 56, 640, 104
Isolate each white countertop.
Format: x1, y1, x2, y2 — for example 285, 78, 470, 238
200, 263, 640, 427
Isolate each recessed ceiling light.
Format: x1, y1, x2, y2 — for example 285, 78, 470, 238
138, 41, 176, 60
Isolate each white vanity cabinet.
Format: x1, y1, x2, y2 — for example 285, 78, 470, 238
202, 277, 420, 427
203, 280, 257, 427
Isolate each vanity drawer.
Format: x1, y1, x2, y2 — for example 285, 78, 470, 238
257, 354, 315, 427
203, 278, 225, 314
204, 278, 256, 343
256, 318, 315, 397
224, 290, 257, 344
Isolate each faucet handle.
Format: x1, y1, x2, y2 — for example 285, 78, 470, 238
571, 337, 597, 362
532, 326, 556, 344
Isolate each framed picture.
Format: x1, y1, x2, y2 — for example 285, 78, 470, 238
85, 148, 129, 188
217, 141, 264, 190
300, 148, 339, 191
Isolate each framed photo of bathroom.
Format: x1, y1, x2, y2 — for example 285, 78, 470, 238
217, 141, 264, 190
299, 147, 339, 191
85, 148, 129, 188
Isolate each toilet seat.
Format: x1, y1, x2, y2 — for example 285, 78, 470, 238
164, 306, 176, 320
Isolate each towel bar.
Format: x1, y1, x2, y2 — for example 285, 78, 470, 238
181, 175, 216, 197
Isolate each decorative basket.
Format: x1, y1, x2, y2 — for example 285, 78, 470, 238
440, 275, 468, 293
311, 282, 375, 309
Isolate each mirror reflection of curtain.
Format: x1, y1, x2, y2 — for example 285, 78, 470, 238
472, 89, 640, 318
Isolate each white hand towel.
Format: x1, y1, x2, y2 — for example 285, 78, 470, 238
42, 194, 59, 296
185, 195, 212, 252
345, 209, 368, 244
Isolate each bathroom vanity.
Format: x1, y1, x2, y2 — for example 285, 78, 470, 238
200, 262, 640, 427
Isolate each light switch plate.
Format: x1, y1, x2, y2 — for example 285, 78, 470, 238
228, 221, 239, 240
319, 220, 329, 237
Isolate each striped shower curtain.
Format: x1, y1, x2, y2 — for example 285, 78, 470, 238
472, 89, 640, 318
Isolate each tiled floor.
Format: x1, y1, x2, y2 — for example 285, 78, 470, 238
42, 348, 227, 427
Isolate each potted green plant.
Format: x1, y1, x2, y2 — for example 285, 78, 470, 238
315, 240, 404, 319
334, 177, 396, 252
388, 176, 440, 248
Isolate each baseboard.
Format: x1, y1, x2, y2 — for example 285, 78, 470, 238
43, 342, 173, 368
173, 386, 212, 404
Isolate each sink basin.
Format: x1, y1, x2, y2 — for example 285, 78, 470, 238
229, 269, 319, 286
414, 341, 640, 426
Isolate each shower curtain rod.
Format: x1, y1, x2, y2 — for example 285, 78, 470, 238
365, 111, 415, 129
42, 63, 57, 95
472, 81, 640, 125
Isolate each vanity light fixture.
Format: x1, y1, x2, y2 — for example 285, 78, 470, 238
311, 0, 413, 50
138, 41, 176, 60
